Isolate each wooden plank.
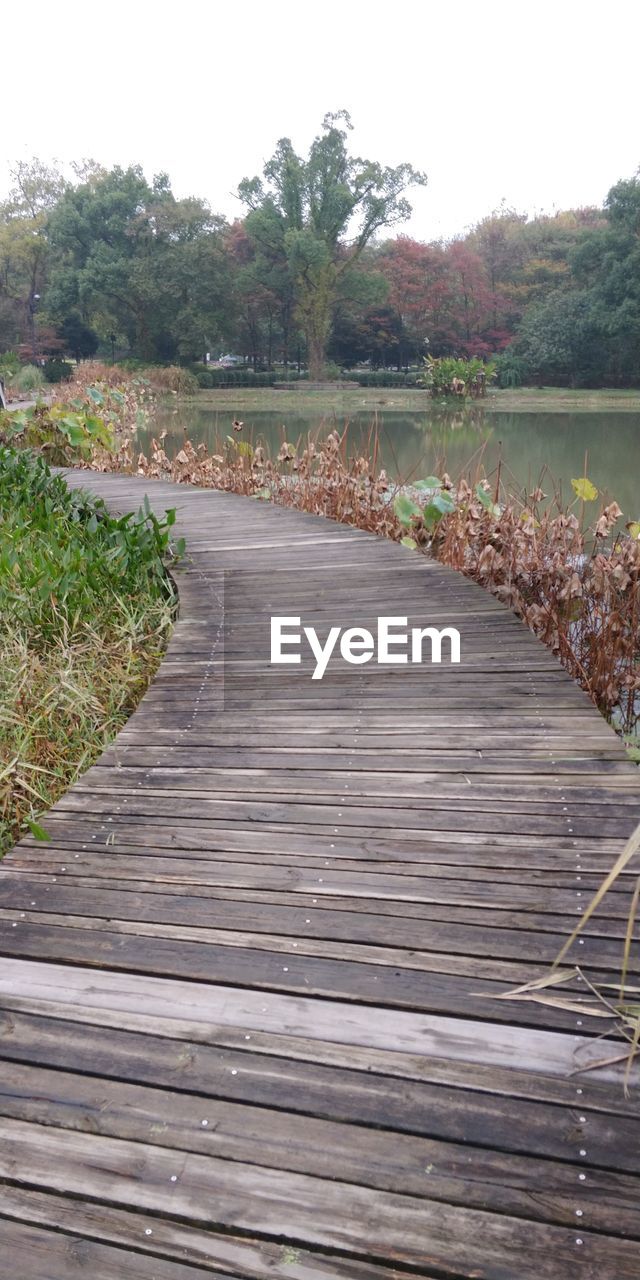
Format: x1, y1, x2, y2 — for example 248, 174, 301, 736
2, 466, 637, 1277
0, 919, 634, 1018
0, 959, 632, 1083
2, 1059, 640, 1250
0, 870, 631, 927
2, 1118, 639, 1278
0, 1219, 226, 1280
2, 1004, 637, 1117
0, 1188, 404, 1280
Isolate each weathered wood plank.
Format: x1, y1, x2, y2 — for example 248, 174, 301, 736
0, 959, 632, 1082
0, 1189, 404, 1280
1, 468, 638, 1278
2, 1118, 639, 1277
3, 1058, 640, 1246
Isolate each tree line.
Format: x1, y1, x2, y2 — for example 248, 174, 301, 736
1, 112, 639, 386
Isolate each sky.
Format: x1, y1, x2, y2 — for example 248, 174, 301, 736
3, 0, 639, 242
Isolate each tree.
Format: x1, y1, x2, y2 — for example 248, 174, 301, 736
327, 255, 391, 366
0, 159, 66, 353
45, 167, 232, 364
224, 221, 293, 367
60, 312, 99, 360
445, 240, 496, 355
512, 291, 604, 386
239, 112, 427, 379
378, 237, 456, 357
467, 207, 526, 334
569, 175, 640, 384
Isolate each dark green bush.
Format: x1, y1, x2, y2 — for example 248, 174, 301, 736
192, 368, 277, 388
43, 358, 73, 384
350, 371, 421, 388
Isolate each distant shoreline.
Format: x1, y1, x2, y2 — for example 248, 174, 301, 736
187, 385, 640, 414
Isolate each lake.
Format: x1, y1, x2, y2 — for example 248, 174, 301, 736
143, 402, 640, 522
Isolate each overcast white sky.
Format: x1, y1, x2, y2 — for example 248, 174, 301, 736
3, 0, 639, 241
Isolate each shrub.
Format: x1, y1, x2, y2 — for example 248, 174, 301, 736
0, 447, 179, 637
43, 357, 73, 384
148, 365, 199, 395
494, 350, 530, 388
117, 358, 150, 373
193, 368, 277, 388
351, 371, 421, 388
62, 360, 127, 389
13, 364, 46, 394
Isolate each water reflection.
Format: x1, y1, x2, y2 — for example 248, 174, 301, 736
139, 402, 640, 522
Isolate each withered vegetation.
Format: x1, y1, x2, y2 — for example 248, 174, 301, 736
86, 423, 640, 734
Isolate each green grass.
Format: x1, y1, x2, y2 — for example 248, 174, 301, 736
0, 448, 179, 853
191, 385, 640, 415
488, 386, 640, 412
12, 364, 46, 395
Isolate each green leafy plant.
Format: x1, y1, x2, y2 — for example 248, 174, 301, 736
419, 355, 496, 398
1, 402, 114, 463
393, 476, 456, 535
0, 448, 181, 853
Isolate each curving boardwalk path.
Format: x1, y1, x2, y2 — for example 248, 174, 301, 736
1, 471, 640, 1278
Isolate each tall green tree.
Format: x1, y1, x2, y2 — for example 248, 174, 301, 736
239, 112, 427, 379
46, 167, 231, 362
0, 159, 66, 352
570, 175, 640, 383
512, 290, 604, 386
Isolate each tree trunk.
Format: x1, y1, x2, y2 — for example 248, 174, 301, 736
301, 266, 334, 380
307, 332, 326, 381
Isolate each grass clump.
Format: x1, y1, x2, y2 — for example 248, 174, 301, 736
0, 448, 181, 853
12, 364, 46, 395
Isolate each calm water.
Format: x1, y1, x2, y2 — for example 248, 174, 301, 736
142, 403, 640, 523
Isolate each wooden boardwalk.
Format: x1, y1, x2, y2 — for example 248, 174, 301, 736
1, 471, 640, 1278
